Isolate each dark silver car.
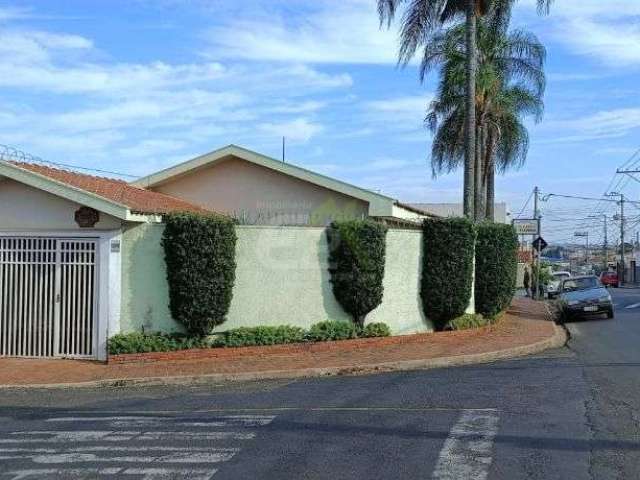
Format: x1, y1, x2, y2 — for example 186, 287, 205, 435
558, 275, 614, 320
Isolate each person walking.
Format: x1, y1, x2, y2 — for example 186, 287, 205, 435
523, 266, 531, 298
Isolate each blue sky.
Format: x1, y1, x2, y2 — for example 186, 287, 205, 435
1, 0, 640, 242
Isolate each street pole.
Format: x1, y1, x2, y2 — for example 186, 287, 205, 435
604, 216, 608, 271
534, 186, 541, 300
621, 194, 626, 285
606, 192, 626, 285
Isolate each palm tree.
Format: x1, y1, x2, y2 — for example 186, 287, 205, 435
425, 18, 545, 221
378, 0, 551, 220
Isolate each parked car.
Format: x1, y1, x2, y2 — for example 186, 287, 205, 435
547, 271, 571, 299
558, 275, 614, 321
600, 271, 619, 288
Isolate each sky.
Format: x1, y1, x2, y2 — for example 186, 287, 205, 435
1, 0, 640, 243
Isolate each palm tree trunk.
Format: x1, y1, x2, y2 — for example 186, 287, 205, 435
474, 124, 484, 221
485, 153, 495, 222
463, 0, 477, 219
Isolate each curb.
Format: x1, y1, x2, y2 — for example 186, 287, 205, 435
0, 323, 567, 390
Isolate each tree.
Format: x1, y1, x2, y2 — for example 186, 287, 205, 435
377, 0, 551, 220
425, 17, 545, 221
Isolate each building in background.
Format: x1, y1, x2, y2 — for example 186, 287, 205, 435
409, 202, 510, 224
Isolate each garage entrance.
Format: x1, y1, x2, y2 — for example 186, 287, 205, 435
0, 237, 98, 359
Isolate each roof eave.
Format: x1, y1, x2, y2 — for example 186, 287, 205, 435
0, 161, 131, 221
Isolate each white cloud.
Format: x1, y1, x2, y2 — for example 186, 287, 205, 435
0, 6, 31, 22
516, 0, 640, 67
367, 95, 432, 118
258, 118, 324, 143
543, 108, 640, 143
203, 0, 399, 64
0, 15, 354, 173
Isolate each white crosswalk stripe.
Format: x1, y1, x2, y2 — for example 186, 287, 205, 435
432, 409, 499, 480
625, 302, 640, 309
0, 414, 275, 479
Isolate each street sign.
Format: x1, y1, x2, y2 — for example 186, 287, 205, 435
574, 231, 589, 237
513, 218, 539, 236
532, 236, 548, 252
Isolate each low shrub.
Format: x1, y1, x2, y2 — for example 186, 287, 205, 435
307, 320, 358, 342
361, 322, 391, 338
219, 326, 306, 347
109, 321, 394, 354
107, 332, 209, 355
445, 314, 491, 331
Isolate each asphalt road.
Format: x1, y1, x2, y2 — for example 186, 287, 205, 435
0, 288, 639, 480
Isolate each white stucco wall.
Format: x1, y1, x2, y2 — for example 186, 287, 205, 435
151, 156, 369, 226
0, 177, 122, 231
119, 224, 434, 336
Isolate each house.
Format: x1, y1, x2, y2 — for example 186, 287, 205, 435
135, 145, 430, 226
0, 160, 209, 360
410, 202, 510, 224
0, 145, 432, 360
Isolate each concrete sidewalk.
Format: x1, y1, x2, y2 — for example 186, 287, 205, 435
0, 298, 565, 389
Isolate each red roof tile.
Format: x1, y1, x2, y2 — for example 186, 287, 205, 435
9, 162, 212, 215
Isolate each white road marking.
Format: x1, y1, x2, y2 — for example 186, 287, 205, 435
432, 409, 499, 480
137, 431, 255, 441
1, 468, 122, 479
1, 468, 216, 480
0, 431, 139, 443
0, 414, 276, 479
0, 447, 233, 453
121, 468, 217, 480
625, 302, 640, 309
0, 430, 254, 443
31, 451, 235, 464
46, 415, 275, 428
0, 449, 238, 464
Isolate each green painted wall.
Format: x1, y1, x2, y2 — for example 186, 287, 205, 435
367, 229, 432, 333
121, 223, 181, 333
119, 224, 435, 335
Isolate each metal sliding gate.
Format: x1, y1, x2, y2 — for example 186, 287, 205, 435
0, 237, 98, 358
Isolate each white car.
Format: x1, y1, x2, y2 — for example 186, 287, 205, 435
547, 271, 571, 299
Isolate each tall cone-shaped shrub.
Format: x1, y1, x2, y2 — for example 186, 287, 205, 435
162, 212, 237, 335
327, 220, 387, 328
421, 218, 476, 330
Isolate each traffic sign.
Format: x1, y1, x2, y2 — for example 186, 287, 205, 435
532, 236, 548, 251
513, 219, 539, 236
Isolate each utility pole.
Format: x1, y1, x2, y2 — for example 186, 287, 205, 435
621, 194, 626, 284
533, 186, 541, 300
604, 216, 608, 270
575, 231, 589, 266
607, 192, 626, 285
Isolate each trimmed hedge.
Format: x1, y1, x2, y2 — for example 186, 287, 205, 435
306, 320, 359, 342
220, 326, 305, 347
421, 218, 476, 331
475, 223, 518, 318
445, 313, 490, 331
162, 212, 237, 336
107, 321, 391, 354
326, 220, 388, 327
107, 332, 209, 355
361, 322, 391, 338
